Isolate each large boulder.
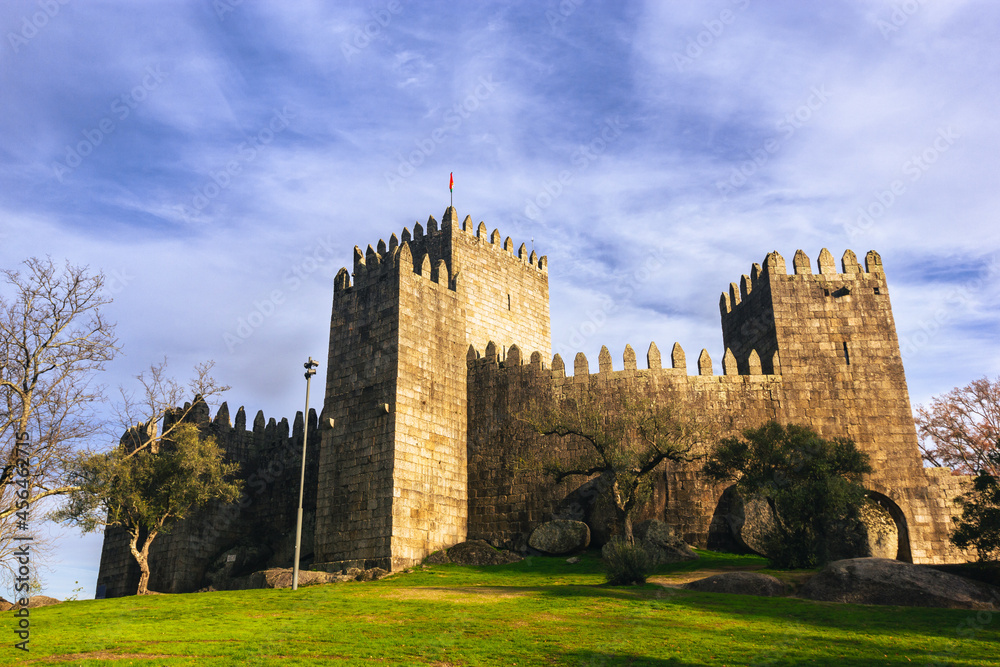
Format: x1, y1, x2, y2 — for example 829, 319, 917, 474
27, 596, 62, 608
242, 568, 344, 589
425, 540, 523, 566
528, 520, 591, 555
727, 493, 778, 555
634, 520, 698, 565
800, 558, 1000, 610
857, 500, 898, 559
683, 572, 785, 597
424, 549, 451, 564
213, 566, 392, 590
355, 567, 390, 582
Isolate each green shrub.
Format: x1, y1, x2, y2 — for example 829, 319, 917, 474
704, 421, 873, 569
602, 539, 651, 585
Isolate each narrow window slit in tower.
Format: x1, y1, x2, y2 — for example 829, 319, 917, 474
874, 287, 881, 295
843, 341, 850, 365
507, 294, 511, 310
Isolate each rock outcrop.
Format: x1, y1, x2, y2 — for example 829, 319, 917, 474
727, 493, 898, 561
800, 558, 1000, 610
424, 539, 523, 566
203, 566, 390, 591
528, 520, 591, 555
26, 596, 62, 608
634, 520, 698, 565
682, 572, 785, 597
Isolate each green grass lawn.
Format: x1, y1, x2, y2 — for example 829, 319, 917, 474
7, 550, 998, 666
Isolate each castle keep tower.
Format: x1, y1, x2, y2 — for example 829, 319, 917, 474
313, 207, 551, 570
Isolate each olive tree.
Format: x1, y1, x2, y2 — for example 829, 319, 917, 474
55, 420, 242, 595
522, 391, 709, 544
53, 360, 234, 595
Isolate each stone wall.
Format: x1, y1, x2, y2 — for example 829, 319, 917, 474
390, 244, 467, 569
313, 245, 401, 569
466, 342, 781, 550
466, 248, 970, 565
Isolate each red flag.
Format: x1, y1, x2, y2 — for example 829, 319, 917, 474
449, 172, 454, 191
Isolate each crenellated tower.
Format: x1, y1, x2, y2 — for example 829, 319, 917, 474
716, 248, 959, 561
719, 248, 922, 473
314, 207, 551, 571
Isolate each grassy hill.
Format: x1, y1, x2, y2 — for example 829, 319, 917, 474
8, 551, 997, 666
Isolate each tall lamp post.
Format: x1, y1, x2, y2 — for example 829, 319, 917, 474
292, 357, 319, 591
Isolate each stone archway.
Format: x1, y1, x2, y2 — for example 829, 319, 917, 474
865, 490, 912, 563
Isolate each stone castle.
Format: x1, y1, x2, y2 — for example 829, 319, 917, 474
96, 207, 966, 597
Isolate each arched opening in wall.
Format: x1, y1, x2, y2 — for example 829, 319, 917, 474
865, 490, 912, 563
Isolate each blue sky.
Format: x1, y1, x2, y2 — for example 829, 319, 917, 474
2, 0, 998, 599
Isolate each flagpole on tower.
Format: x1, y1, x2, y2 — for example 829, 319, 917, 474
449, 172, 454, 208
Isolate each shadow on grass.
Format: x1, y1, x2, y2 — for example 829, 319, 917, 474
557, 651, 691, 665
405, 551, 999, 647
533, 581, 993, 635
421, 548, 770, 582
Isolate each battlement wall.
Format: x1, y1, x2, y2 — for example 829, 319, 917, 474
465, 332, 967, 564
720, 247, 886, 318
336, 208, 546, 294
465, 341, 784, 549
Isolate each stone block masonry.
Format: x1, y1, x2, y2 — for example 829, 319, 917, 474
467, 247, 967, 564
99, 209, 971, 596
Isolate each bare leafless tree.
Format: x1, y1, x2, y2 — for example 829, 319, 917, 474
111, 358, 230, 457
916, 376, 1000, 477
0, 257, 118, 583
0, 257, 118, 514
